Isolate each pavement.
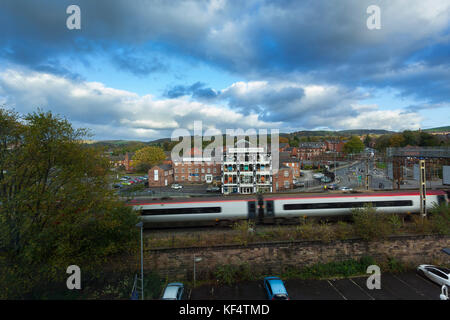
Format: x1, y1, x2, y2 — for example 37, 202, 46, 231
189, 272, 444, 300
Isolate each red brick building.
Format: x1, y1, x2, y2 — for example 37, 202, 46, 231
297, 142, 326, 160
148, 164, 174, 187
173, 161, 221, 183
325, 140, 345, 153
272, 165, 294, 191
281, 159, 301, 177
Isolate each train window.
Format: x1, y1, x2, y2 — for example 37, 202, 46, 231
283, 200, 413, 210
142, 207, 221, 215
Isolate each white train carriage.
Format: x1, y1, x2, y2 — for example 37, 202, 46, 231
133, 198, 250, 227
268, 191, 446, 220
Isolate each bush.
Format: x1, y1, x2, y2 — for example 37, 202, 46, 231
289, 256, 376, 279
387, 214, 403, 234
334, 221, 355, 240
429, 203, 450, 235
232, 220, 256, 245
214, 263, 255, 286
351, 204, 391, 241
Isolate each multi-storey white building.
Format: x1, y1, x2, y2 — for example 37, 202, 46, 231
222, 140, 273, 194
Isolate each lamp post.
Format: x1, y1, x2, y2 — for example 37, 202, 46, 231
193, 255, 203, 288
135, 221, 144, 300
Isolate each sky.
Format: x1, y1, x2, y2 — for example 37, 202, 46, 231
0, 0, 449, 141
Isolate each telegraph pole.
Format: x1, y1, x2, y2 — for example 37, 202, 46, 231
365, 157, 370, 190
419, 160, 427, 218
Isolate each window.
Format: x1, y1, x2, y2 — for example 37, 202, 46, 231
284, 170, 289, 177
142, 206, 221, 215
201, 168, 205, 173
175, 176, 178, 181
283, 200, 413, 210
284, 181, 290, 188
207, 168, 211, 173
154, 169, 158, 181
214, 168, 217, 173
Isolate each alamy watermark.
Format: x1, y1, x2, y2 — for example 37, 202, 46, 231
66, 265, 81, 290
367, 5, 381, 30
366, 265, 381, 290
66, 5, 81, 30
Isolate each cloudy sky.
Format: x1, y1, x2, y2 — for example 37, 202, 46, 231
0, 0, 449, 140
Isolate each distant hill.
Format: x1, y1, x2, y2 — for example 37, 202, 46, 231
289, 129, 394, 137
423, 126, 450, 132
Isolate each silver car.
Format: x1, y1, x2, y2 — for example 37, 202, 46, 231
161, 282, 184, 300
417, 265, 450, 287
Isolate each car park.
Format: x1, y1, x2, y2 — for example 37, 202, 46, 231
417, 265, 450, 287
263, 276, 289, 300
161, 282, 184, 300
171, 184, 183, 190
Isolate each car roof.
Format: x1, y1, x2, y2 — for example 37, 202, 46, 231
265, 277, 288, 295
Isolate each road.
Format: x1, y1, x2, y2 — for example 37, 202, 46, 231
189, 271, 445, 300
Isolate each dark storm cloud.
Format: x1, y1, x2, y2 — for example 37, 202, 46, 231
0, 0, 449, 118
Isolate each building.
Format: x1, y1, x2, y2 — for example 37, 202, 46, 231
272, 165, 294, 191
174, 161, 221, 183
297, 142, 326, 160
173, 147, 222, 183
148, 164, 174, 187
109, 152, 135, 171
281, 158, 301, 177
325, 140, 345, 153
222, 140, 272, 194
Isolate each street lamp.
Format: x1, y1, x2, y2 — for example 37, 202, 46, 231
135, 221, 144, 300
193, 255, 203, 288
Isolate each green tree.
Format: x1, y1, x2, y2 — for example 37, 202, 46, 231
363, 134, 372, 147
343, 136, 365, 154
0, 108, 139, 299
132, 146, 166, 172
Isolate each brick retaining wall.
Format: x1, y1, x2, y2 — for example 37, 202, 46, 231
143, 235, 450, 281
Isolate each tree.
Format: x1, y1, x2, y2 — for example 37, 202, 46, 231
389, 134, 405, 147
132, 146, 166, 172
343, 136, 365, 154
0, 108, 139, 298
363, 134, 372, 147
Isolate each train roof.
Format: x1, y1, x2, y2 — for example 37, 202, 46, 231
126, 189, 447, 206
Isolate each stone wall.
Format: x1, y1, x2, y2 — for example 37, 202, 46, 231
144, 235, 450, 281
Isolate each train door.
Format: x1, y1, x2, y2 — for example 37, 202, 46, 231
265, 200, 275, 223
257, 195, 265, 223
247, 201, 256, 220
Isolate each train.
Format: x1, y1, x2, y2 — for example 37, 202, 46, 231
127, 190, 449, 228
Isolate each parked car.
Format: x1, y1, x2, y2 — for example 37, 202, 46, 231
161, 282, 184, 300
339, 186, 353, 193
263, 276, 289, 300
321, 176, 332, 183
171, 184, 183, 190
327, 184, 338, 190
293, 182, 305, 188
206, 186, 221, 193
417, 265, 450, 287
